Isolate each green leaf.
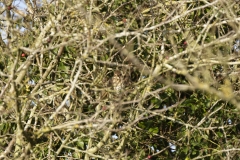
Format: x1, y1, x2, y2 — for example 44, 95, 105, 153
138, 122, 146, 129
148, 127, 159, 134
77, 140, 85, 149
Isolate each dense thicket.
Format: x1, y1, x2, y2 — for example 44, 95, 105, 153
0, 0, 240, 159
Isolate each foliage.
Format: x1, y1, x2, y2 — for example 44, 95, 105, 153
0, 0, 240, 159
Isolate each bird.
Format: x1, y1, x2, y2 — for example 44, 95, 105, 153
112, 70, 125, 95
